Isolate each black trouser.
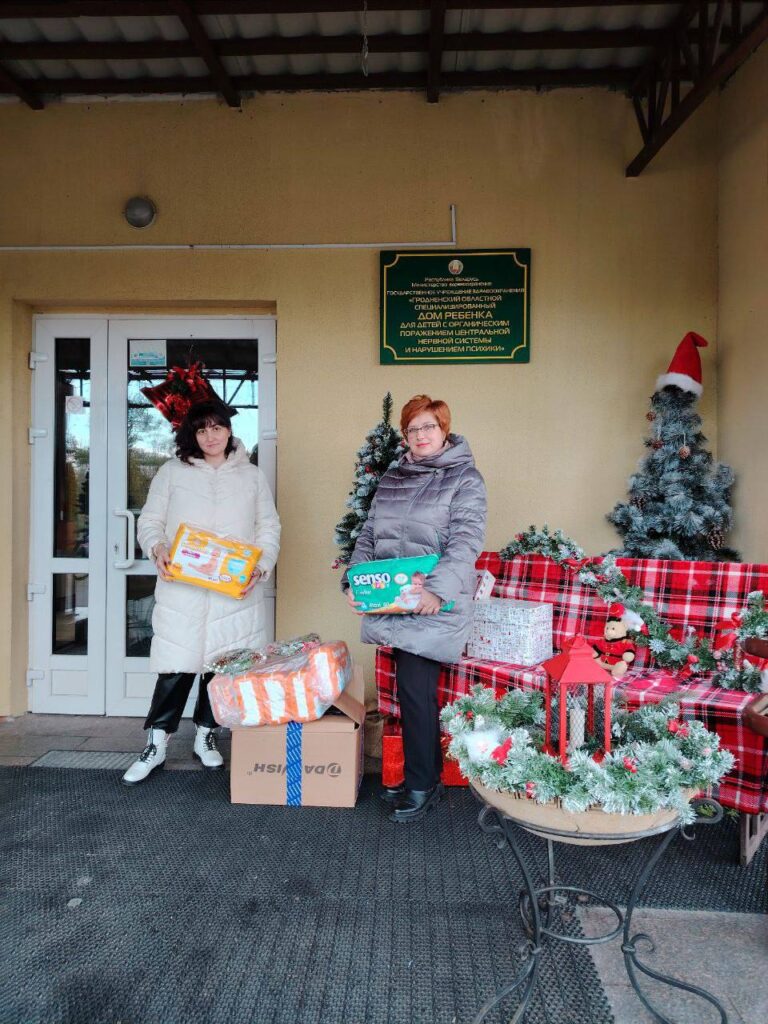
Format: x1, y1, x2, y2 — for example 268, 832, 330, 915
143, 673, 217, 734
394, 649, 443, 790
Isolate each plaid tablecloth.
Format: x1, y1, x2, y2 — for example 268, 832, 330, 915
375, 553, 768, 814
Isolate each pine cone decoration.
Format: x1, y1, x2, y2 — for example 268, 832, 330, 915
646, 411, 656, 422
651, 439, 663, 450
707, 528, 724, 550
678, 444, 691, 459
630, 494, 646, 510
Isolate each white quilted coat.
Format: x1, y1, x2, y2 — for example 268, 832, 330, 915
137, 439, 281, 673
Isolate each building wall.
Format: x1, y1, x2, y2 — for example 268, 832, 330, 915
0, 89, 718, 714
717, 42, 768, 562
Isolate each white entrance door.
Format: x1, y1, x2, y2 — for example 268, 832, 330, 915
28, 316, 277, 716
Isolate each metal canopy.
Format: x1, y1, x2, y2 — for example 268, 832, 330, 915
0, 1, 765, 174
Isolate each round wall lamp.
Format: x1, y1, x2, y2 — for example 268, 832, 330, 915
124, 196, 157, 229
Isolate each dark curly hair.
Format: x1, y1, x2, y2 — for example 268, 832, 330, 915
175, 401, 235, 464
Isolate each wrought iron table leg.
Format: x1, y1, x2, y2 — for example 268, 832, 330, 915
472, 806, 543, 1024
621, 799, 729, 1024
472, 794, 729, 1024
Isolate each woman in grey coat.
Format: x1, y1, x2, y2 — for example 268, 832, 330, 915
344, 394, 487, 822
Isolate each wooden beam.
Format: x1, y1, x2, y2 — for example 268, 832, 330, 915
710, 0, 728, 60
0, 27, 683, 63
0, 65, 640, 98
426, 0, 446, 103
167, 0, 240, 107
626, 8, 768, 176
698, 0, 711, 73
732, 0, 743, 40
632, 92, 650, 143
631, 1, 699, 94
0, 1, 687, 17
0, 61, 43, 107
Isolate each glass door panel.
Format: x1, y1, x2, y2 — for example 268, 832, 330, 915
52, 574, 89, 655
125, 575, 155, 658
126, 339, 261, 558
28, 319, 108, 714
105, 318, 276, 717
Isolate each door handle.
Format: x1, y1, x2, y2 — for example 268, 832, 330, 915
113, 509, 136, 569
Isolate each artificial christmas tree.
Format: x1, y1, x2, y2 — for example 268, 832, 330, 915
333, 393, 405, 567
608, 332, 739, 561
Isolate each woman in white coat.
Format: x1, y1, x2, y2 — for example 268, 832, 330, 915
122, 400, 281, 786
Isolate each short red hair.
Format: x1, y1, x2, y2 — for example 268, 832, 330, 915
400, 394, 451, 436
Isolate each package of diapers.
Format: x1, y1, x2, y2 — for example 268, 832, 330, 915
347, 555, 454, 614
166, 523, 262, 600
208, 640, 353, 728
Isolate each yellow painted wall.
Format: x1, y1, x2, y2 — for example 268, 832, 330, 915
717, 43, 768, 562
0, 90, 719, 715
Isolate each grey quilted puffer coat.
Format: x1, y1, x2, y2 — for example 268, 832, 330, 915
344, 434, 487, 664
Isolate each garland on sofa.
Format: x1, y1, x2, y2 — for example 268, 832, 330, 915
499, 525, 767, 693
711, 591, 768, 691
441, 686, 734, 824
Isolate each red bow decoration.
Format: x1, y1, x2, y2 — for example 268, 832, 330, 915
713, 613, 742, 653
141, 362, 230, 430
713, 613, 768, 671
667, 719, 690, 737
490, 736, 513, 765
563, 557, 590, 572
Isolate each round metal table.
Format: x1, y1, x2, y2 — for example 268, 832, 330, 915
469, 785, 729, 1024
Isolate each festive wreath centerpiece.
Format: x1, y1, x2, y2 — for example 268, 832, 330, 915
441, 686, 734, 840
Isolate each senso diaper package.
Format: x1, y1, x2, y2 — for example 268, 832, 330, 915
347, 555, 454, 614
167, 523, 262, 599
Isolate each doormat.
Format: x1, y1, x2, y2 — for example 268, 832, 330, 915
31, 750, 136, 770
2, 767, 611, 1024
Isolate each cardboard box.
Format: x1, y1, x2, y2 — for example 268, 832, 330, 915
230, 665, 365, 807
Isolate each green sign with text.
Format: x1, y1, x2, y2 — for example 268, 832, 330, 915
380, 248, 530, 364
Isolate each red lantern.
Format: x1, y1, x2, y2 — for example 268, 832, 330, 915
541, 636, 615, 766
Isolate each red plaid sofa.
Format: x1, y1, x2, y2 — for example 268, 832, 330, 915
376, 553, 768, 819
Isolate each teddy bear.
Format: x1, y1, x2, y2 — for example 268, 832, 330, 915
592, 602, 639, 679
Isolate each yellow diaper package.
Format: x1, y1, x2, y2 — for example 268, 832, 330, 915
167, 523, 262, 599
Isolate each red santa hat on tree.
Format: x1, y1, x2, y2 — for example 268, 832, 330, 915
655, 331, 708, 397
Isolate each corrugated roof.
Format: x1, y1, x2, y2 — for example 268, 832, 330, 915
0, 3, 763, 103
0, 4, 680, 95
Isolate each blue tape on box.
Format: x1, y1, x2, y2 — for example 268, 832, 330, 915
286, 721, 303, 806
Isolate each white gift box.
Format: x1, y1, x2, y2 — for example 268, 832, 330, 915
467, 598, 553, 665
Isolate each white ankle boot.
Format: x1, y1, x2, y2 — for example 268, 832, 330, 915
193, 725, 224, 770
121, 728, 168, 786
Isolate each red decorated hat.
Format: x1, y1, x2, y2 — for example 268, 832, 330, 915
141, 362, 235, 431
656, 332, 708, 397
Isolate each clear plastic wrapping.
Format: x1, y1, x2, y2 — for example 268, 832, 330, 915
207, 639, 352, 728
204, 633, 321, 677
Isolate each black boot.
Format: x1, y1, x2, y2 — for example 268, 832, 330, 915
388, 783, 445, 823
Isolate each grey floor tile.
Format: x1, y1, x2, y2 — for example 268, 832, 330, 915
78, 736, 144, 752
0, 754, 36, 766
583, 906, 768, 1024
599, 982, 745, 1024
0, 735, 89, 756
0, 714, 134, 736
